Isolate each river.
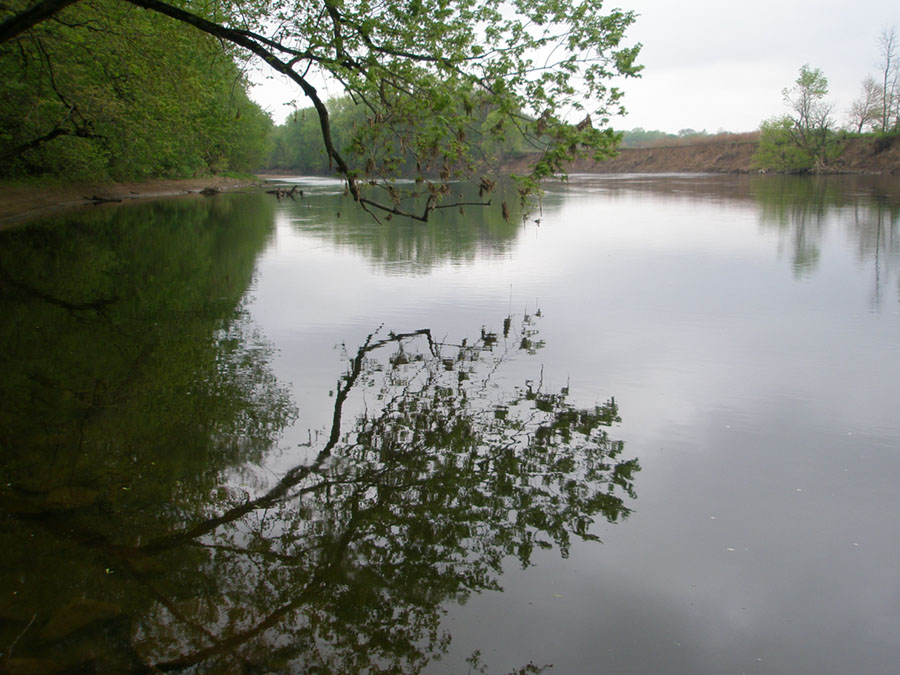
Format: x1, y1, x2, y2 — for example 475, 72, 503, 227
0, 173, 898, 673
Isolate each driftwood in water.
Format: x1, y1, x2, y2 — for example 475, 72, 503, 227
199, 187, 220, 196
83, 194, 122, 204
265, 185, 303, 200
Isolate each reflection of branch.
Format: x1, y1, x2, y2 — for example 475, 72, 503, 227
116, 556, 221, 653
4, 316, 637, 670
137, 328, 436, 555
0, 263, 118, 313
188, 540, 309, 563
151, 487, 371, 671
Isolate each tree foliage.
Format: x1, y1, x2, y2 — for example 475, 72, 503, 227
266, 97, 368, 174
1, 0, 642, 219
0, 0, 273, 180
755, 65, 843, 173
754, 116, 815, 172
265, 96, 534, 175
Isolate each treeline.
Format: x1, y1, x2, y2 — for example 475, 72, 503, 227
265, 98, 360, 174
264, 96, 533, 175
754, 28, 900, 173
619, 128, 756, 148
0, 0, 272, 181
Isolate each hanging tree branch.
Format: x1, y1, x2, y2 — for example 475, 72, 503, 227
0, 0, 642, 222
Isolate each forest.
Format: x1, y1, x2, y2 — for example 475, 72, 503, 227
0, 0, 273, 180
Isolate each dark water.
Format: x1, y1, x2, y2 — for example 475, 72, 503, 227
1, 174, 898, 673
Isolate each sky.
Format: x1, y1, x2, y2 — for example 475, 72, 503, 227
248, 0, 899, 134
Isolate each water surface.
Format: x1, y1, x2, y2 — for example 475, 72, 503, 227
1, 174, 898, 673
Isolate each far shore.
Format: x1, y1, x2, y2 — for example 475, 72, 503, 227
505, 135, 900, 175
3, 136, 898, 228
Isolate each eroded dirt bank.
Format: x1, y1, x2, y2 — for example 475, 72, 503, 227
504, 135, 900, 175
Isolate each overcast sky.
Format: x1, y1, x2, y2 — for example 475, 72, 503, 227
621, 0, 898, 132
249, 0, 899, 133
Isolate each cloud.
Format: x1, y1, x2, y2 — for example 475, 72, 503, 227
616, 0, 899, 131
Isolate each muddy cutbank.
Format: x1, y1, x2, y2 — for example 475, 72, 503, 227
502, 135, 900, 175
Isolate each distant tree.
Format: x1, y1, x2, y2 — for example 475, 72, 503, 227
784, 65, 833, 144
755, 65, 842, 172
264, 95, 532, 175
876, 27, 900, 132
754, 116, 814, 171
847, 76, 883, 133
619, 128, 676, 148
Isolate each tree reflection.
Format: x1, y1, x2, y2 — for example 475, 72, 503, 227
278, 180, 527, 274
752, 176, 900, 295
2, 310, 638, 672
0, 195, 293, 672
847, 194, 900, 309
551, 174, 900, 297
0, 195, 290, 534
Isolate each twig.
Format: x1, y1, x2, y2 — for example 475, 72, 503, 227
5, 612, 37, 662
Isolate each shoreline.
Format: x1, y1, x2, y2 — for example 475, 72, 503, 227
0, 175, 265, 229
3, 136, 898, 228
503, 135, 900, 175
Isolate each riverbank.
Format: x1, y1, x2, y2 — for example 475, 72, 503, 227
3, 137, 898, 227
0, 175, 261, 229
516, 134, 900, 174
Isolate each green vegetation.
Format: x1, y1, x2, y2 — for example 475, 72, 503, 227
266, 99, 361, 175
265, 96, 533, 176
0, 0, 272, 181
755, 29, 899, 174
618, 127, 737, 148
2, 0, 641, 220
754, 65, 844, 173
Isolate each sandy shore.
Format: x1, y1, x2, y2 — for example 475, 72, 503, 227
0, 175, 265, 229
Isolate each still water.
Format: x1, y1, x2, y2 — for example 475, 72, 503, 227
1, 174, 899, 673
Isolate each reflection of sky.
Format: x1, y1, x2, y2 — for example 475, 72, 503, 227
247, 175, 900, 674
